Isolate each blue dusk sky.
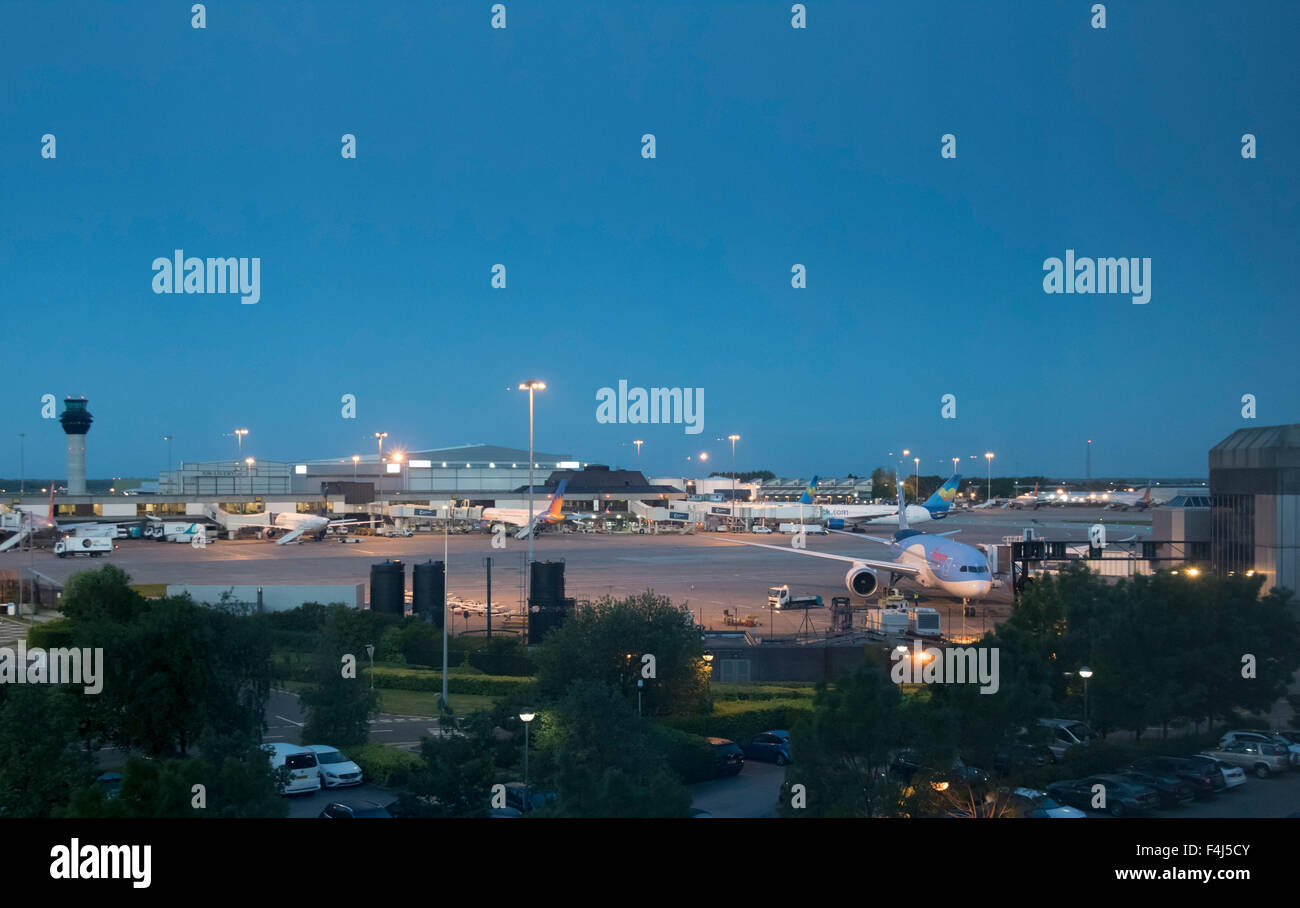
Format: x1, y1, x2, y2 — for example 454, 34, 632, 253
1, 1, 1296, 480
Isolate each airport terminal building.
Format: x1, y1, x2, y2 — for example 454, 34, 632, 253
1210, 424, 1300, 590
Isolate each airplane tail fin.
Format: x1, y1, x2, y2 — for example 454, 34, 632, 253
922, 474, 962, 513
47, 484, 56, 526
546, 479, 568, 520
895, 469, 908, 532
798, 476, 820, 505
1142, 481, 1151, 504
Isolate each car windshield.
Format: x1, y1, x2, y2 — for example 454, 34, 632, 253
315, 751, 346, 764
285, 754, 317, 769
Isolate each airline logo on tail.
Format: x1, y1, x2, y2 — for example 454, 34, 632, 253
544, 480, 569, 521
798, 476, 820, 505
922, 475, 962, 516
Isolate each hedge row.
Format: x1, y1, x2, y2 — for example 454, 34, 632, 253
709, 683, 818, 702
649, 725, 717, 784
659, 699, 815, 743
348, 742, 424, 789
277, 659, 533, 697
26, 619, 77, 650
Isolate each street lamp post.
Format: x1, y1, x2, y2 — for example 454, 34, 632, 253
366, 644, 375, 691
1079, 666, 1093, 724
914, 456, 920, 498
985, 452, 995, 502
234, 428, 248, 459
519, 380, 546, 597
519, 710, 535, 785
374, 432, 387, 464
441, 497, 451, 712
728, 434, 740, 530
952, 456, 959, 478
164, 435, 174, 483
18, 433, 24, 497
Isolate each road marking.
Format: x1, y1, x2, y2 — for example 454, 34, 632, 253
275, 714, 304, 727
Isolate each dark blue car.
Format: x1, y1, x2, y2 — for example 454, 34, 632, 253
743, 730, 791, 766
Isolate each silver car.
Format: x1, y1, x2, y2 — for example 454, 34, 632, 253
1203, 741, 1291, 778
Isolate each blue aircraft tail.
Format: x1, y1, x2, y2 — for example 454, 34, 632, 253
798, 476, 820, 505
922, 474, 962, 517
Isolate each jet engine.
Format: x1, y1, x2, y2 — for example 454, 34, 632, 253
845, 564, 879, 597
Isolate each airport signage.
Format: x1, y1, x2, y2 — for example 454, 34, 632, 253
710, 506, 731, 515
669, 511, 689, 521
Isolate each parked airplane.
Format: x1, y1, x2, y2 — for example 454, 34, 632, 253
712, 473, 993, 601
1103, 482, 1153, 511
481, 480, 569, 538
820, 475, 962, 529
1005, 482, 1044, 509
204, 501, 365, 545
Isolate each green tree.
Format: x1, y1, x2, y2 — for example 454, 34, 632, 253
0, 686, 92, 817
535, 681, 691, 818
534, 591, 708, 716
778, 660, 915, 818
300, 607, 381, 747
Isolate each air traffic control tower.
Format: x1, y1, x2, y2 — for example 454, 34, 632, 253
59, 396, 93, 495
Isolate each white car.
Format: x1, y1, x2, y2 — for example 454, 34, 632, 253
751, 526, 773, 535
262, 743, 322, 795
306, 744, 364, 789
1218, 730, 1300, 767
1009, 787, 1086, 818
1191, 754, 1248, 790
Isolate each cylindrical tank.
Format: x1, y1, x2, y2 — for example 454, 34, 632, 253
369, 560, 405, 615
412, 560, 445, 627
528, 560, 565, 610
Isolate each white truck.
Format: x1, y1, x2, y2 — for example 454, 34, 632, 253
777, 523, 827, 535
768, 585, 824, 610
150, 522, 216, 544
54, 536, 113, 558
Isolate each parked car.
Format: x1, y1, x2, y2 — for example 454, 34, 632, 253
1117, 769, 1194, 809
743, 730, 791, 765
1130, 756, 1221, 798
502, 782, 558, 814
1037, 718, 1095, 760
1046, 775, 1158, 817
751, 526, 773, 535
262, 743, 322, 795
1203, 741, 1291, 778
305, 744, 363, 789
709, 737, 745, 777
1187, 754, 1247, 790
1218, 730, 1300, 766
994, 740, 1054, 776
318, 800, 393, 818
1004, 787, 1086, 818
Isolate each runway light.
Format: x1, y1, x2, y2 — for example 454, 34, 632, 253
1186, 568, 1201, 577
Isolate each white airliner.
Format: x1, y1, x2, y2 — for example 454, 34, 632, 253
481, 480, 569, 539
711, 472, 993, 601
204, 502, 365, 545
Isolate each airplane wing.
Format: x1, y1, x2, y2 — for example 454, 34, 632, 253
275, 528, 306, 545
705, 536, 921, 577
325, 519, 367, 527
935, 529, 962, 537
829, 528, 896, 546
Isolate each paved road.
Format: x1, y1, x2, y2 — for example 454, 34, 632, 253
692, 760, 784, 817
265, 688, 441, 751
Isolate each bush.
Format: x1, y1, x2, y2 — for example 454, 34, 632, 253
466, 637, 537, 676
26, 619, 78, 651
347, 742, 423, 789
650, 725, 717, 784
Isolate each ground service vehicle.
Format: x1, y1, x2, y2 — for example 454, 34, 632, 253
53, 536, 112, 558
